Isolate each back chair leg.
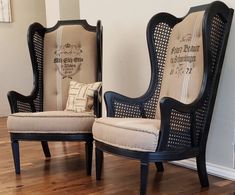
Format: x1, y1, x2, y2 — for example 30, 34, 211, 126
85, 140, 93, 175
95, 147, 103, 180
140, 161, 149, 195
41, 141, 51, 158
155, 162, 164, 172
196, 154, 209, 187
11, 140, 20, 174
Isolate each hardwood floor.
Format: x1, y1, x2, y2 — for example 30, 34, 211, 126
0, 117, 235, 194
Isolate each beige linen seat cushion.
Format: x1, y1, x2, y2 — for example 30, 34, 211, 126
93, 118, 161, 152
7, 111, 95, 134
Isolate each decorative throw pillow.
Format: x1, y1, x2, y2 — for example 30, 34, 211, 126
65, 81, 102, 113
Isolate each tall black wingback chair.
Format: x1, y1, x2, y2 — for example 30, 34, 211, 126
92, 2, 233, 194
7, 20, 102, 175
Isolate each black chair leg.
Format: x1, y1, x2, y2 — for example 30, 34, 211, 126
196, 154, 209, 187
11, 140, 20, 174
155, 162, 164, 172
95, 147, 103, 180
140, 161, 149, 195
41, 141, 51, 158
85, 141, 93, 175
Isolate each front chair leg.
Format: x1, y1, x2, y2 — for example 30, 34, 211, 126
95, 147, 103, 180
155, 162, 164, 172
41, 141, 51, 158
11, 140, 20, 174
196, 154, 209, 187
140, 161, 149, 195
85, 140, 93, 175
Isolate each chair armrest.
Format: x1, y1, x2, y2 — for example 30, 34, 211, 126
157, 97, 198, 151
104, 91, 145, 117
7, 91, 36, 113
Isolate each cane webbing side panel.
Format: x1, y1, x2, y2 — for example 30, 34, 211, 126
210, 15, 225, 73
167, 109, 192, 150
16, 101, 32, 113
194, 97, 209, 146
114, 101, 142, 118
194, 14, 226, 145
15, 31, 44, 113
144, 22, 172, 119
32, 32, 44, 112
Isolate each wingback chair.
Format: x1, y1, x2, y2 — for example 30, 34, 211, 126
7, 20, 102, 175
92, 2, 233, 194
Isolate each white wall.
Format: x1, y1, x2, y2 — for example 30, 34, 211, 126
45, 0, 80, 28
59, 0, 80, 21
45, 0, 59, 27
0, 0, 46, 116
80, 0, 235, 170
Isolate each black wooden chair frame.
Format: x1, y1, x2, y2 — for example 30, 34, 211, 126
94, 2, 233, 195
8, 20, 103, 175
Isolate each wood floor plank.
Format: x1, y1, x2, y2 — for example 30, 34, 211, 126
0, 117, 235, 194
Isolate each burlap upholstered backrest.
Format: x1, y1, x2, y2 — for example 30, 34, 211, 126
43, 25, 97, 111
155, 11, 205, 119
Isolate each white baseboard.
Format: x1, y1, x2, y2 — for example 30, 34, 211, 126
171, 158, 235, 181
